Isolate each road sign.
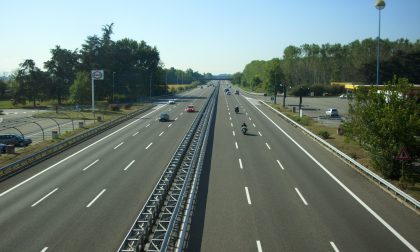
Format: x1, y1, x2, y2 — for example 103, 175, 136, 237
395, 147, 411, 161
91, 70, 104, 80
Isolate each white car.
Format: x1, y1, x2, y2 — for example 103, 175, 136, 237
326, 108, 339, 117
168, 99, 175, 104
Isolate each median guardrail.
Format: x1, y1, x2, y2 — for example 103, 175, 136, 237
260, 100, 420, 210
0, 105, 154, 181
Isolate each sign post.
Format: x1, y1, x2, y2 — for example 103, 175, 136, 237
395, 147, 412, 183
91, 70, 104, 121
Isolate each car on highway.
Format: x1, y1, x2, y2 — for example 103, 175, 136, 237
185, 104, 195, 112
0, 143, 6, 153
339, 94, 347, 99
235, 90, 239, 95
159, 112, 170, 122
325, 108, 339, 117
0, 134, 32, 147
168, 99, 175, 104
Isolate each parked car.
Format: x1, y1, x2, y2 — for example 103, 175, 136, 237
185, 104, 195, 112
339, 94, 347, 99
325, 108, 339, 117
0, 134, 32, 147
168, 99, 175, 104
159, 112, 170, 122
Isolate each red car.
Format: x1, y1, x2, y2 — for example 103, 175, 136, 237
185, 104, 195, 112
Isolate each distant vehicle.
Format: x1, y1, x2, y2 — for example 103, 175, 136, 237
339, 94, 347, 99
235, 90, 239, 95
159, 112, 170, 122
226, 91, 231, 95
0, 143, 6, 153
224, 88, 229, 93
168, 99, 175, 104
185, 104, 195, 112
0, 134, 32, 147
325, 108, 339, 117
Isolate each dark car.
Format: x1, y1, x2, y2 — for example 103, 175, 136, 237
159, 112, 170, 122
0, 143, 6, 153
0, 134, 32, 147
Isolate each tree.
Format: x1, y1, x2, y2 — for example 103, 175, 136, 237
15, 59, 45, 107
69, 72, 91, 104
344, 77, 419, 179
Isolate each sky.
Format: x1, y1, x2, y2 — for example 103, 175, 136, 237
1, 0, 420, 75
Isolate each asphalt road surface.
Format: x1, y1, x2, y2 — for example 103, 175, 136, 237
187, 83, 419, 252
0, 86, 213, 251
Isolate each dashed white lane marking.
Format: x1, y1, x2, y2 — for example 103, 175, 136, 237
155, 118, 159, 121
228, 112, 230, 116
180, 112, 183, 115
295, 188, 308, 206
244, 187, 252, 205
246, 112, 248, 115
249, 117, 252, 121
265, 143, 271, 150
239, 158, 243, 169
231, 122, 233, 127
175, 117, 178, 121
146, 123, 150, 127
256, 240, 263, 252
114, 142, 124, 149
253, 123, 256, 127
132, 131, 139, 136
232, 131, 236, 136
235, 142, 238, 149
168, 123, 172, 127
31, 188, 58, 207
145, 142, 153, 149
330, 242, 339, 252
276, 160, 285, 170
159, 131, 164, 136
229, 116, 232, 121
258, 131, 262, 136
86, 189, 106, 208
123, 160, 135, 171
82, 159, 99, 171
41, 247, 48, 252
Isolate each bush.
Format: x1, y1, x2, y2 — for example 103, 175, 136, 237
124, 103, 132, 109
109, 104, 120, 111
319, 131, 330, 139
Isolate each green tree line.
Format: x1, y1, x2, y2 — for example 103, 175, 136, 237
3, 23, 209, 106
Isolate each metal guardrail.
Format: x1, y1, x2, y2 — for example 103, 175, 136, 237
0, 105, 154, 181
118, 87, 217, 252
260, 100, 420, 210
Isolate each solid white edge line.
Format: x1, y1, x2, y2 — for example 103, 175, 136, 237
145, 142, 153, 149
31, 188, 59, 207
276, 160, 285, 170
82, 159, 99, 171
132, 131, 139, 136
256, 240, 263, 252
245, 187, 252, 205
0, 107, 161, 198
41, 247, 48, 252
86, 189, 106, 208
295, 187, 308, 206
114, 142, 124, 149
235, 142, 238, 149
159, 131, 164, 136
251, 102, 418, 252
265, 143, 271, 150
239, 158, 243, 169
330, 241, 339, 252
124, 160, 135, 171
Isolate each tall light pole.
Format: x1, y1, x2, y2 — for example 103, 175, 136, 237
149, 72, 152, 101
375, 0, 385, 85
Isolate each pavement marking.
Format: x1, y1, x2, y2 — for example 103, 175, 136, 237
265, 143, 271, 150
252, 102, 418, 252
249, 117, 252, 121
239, 158, 243, 169
244, 187, 252, 205
258, 131, 262, 136
276, 160, 285, 170
145, 142, 153, 150
180, 112, 183, 115
168, 109, 172, 111
114, 142, 124, 149
82, 159, 99, 171
256, 240, 263, 252
31, 188, 58, 207
253, 123, 256, 127
235, 142, 238, 149
168, 123, 172, 127
229, 116, 232, 121
41, 247, 48, 252
294, 188, 308, 206
228, 112, 230, 116
155, 118, 159, 121
124, 160, 136, 171
175, 117, 178, 121
132, 131, 139, 136
232, 131, 236, 136
330, 242, 339, 252
231, 122, 233, 127
246, 112, 248, 115
159, 131, 164, 136
86, 189, 106, 208
146, 123, 151, 127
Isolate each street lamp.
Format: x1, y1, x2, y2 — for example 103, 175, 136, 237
375, 0, 385, 85
149, 72, 152, 101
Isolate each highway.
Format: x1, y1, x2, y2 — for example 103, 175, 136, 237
0, 82, 419, 252
0, 86, 213, 251
187, 83, 419, 252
